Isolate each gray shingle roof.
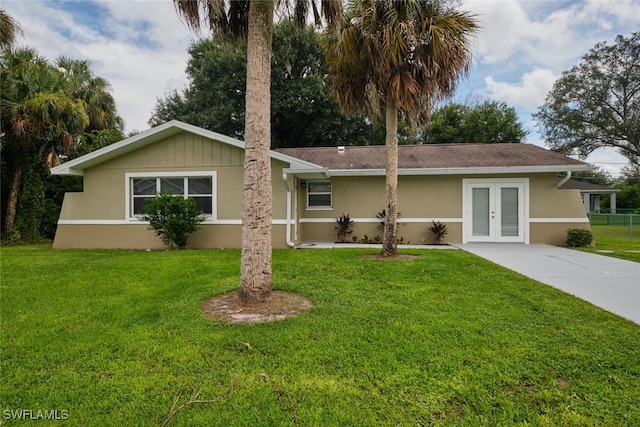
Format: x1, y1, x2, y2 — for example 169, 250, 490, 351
277, 143, 589, 170
558, 179, 618, 192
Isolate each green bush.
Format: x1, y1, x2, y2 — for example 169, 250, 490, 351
141, 193, 205, 249
565, 228, 594, 247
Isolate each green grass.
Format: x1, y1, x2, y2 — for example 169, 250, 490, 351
582, 224, 640, 262
1, 246, 639, 426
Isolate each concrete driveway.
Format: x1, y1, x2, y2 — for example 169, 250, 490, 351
455, 243, 640, 325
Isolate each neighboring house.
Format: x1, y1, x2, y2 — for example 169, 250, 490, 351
558, 178, 619, 213
51, 120, 592, 249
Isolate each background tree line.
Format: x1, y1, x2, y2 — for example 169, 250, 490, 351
1, 9, 522, 244
150, 20, 528, 149
1, 8, 124, 242
3, 5, 638, 244
150, 20, 386, 148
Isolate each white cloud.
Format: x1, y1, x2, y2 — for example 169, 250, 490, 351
582, 0, 640, 29
484, 68, 557, 109
465, 0, 639, 71
2, 0, 637, 173
464, 0, 532, 64
460, 0, 636, 173
3, 0, 193, 133
585, 148, 629, 178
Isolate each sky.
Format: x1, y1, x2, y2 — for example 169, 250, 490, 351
3, 0, 639, 177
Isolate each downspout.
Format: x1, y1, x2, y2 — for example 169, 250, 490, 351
557, 171, 572, 188
282, 171, 295, 248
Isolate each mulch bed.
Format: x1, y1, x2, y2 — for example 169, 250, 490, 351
359, 254, 421, 261
200, 290, 313, 324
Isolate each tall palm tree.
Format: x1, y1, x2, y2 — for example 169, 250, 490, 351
1, 48, 89, 235
0, 8, 22, 48
323, 0, 478, 256
57, 57, 123, 133
174, 0, 341, 304
56, 56, 124, 157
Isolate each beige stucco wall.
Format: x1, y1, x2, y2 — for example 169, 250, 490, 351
54, 131, 291, 249
297, 175, 465, 244
54, 224, 290, 249
530, 174, 587, 218
54, 132, 588, 250
298, 175, 462, 221
297, 172, 588, 245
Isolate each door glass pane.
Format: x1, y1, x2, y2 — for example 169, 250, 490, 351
501, 187, 519, 236
472, 188, 490, 236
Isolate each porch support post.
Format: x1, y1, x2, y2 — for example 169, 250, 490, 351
610, 192, 616, 214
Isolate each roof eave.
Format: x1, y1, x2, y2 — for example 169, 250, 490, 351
282, 167, 330, 180
328, 164, 592, 176
50, 120, 324, 176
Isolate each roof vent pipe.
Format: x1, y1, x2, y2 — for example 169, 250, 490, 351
337, 146, 345, 154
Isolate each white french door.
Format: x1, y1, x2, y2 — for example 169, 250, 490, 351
464, 179, 527, 243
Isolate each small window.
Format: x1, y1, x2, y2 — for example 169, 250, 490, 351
131, 175, 214, 216
307, 180, 332, 209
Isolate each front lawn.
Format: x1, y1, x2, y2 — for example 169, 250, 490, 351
582, 224, 640, 262
1, 246, 639, 426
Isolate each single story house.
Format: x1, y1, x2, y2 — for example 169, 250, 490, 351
558, 178, 619, 213
51, 120, 592, 249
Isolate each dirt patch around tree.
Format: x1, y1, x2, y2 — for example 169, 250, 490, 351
360, 254, 421, 261
200, 290, 313, 324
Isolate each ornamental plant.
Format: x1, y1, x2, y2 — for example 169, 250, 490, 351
429, 221, 449, 245
141, 192, 205, 249
335, 213, 355, 243
565, 228, 594, 248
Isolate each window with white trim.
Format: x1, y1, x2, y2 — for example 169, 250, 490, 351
307, 180, 332, 209
129, 173, 215, 217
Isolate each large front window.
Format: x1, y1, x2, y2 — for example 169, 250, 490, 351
128, 173, 215, 217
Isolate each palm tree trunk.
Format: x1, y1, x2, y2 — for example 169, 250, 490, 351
239, 0, 274, 304
382, 97, 399, 257
3, 165, 23, 235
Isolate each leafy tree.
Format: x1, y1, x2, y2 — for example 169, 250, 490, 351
534, 32, 640, 164
422, 100, 527, 143
149, 39, 247, 139
570, 167, 613, 186
56, 57, 123, 148
610, 164, 640, 210
323, 0, 478, 257
271, 21, 381, 147
1, 47, 123, 241
142, 193, 205, 249
1, 48, 88, 239
40, 128, 125, 240
174, 0, 342, 304
150, 21, 382, 148
612, 184, 640, 210
619, 163, 640, 186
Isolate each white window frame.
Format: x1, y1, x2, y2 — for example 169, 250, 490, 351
125, 171, 217, 221
306, 180, 332, 210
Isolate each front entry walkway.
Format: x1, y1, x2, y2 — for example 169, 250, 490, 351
455, 243, 640, 325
